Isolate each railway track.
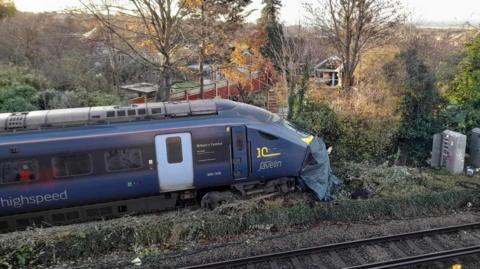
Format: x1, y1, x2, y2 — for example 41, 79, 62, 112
182, 222, 480, 269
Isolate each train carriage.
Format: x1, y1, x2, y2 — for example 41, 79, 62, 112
0, 99, 319, 231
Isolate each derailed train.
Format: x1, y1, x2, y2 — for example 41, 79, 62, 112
0, 99, 339, 231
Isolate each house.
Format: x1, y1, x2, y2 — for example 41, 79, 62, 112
313, 56, 343, 87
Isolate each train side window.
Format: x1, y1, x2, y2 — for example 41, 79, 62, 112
105, 148, 143, 172
166, 137, 183, 164
151, 108, 162, 114
235, 131, 244, 151
52, 154, 92, 178
0, 160, 39, 184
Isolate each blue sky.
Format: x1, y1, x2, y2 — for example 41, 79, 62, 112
13, 0, 480, 25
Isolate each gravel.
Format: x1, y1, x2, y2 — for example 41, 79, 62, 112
44, 210, 480, 269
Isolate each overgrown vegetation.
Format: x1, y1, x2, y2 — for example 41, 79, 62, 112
383, 49, 442, 165
441, 34, 480, 133
0, 185, 478, 268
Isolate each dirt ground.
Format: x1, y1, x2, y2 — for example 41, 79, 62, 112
46, 210, 480, 269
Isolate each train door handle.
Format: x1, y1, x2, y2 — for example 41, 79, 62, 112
149, 160, 154, 170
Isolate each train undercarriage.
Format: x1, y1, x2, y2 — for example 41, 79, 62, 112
0, 177, 297, 233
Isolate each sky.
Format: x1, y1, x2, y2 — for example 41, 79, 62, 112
12, 0, 480, 25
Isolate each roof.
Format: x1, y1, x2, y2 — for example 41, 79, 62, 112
314, 56, 343, 72
0, 99, 277, 138
120, 83, 159, 94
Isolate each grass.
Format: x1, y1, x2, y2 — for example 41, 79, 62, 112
171, 81, 201, 90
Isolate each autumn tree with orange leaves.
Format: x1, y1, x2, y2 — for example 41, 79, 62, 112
184, 0, 251, 98
222, 30, 275, 102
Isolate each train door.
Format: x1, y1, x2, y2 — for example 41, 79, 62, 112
231, 126, 249, 179
155, 133, 194, 192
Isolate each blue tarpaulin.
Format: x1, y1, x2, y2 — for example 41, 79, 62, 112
300, 138, 342, 201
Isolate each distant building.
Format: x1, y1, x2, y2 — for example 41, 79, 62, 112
187, 64, 225, 81
120, 83, 158, 100
313, 56, 343, 87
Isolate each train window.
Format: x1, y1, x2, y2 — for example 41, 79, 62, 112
151, 108, 162, 114
117, 110, 126, 117
235, 131, 244, 151
104, 148, 143, 172
106, 111, 115, 118
166, 137, 183, 164
282, 120, 309, 136
128, 110, 136, 116
137, 109, 146, 115
52, 154, 92, 178
0, 159, 39, 184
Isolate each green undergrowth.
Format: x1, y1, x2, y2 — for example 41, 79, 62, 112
333, 162, 479, 199
1, 188, 479, 268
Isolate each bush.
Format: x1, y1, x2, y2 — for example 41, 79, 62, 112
292, 101, 341, 145
440, 34, 480, 133
333, 115, 398, 163
61, 88, 122, 108
0, 64, 48, 90
293, 101, 398, 163
0, 85, 38, 112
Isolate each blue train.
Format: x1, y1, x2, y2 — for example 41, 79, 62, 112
0, 99, 338, 231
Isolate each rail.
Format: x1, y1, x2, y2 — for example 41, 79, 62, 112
181, 222, 480, 269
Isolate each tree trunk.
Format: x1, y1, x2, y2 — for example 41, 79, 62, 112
158, 66, 171, 101
199, 54, 204, 99
287, 91, 295, 120
296, 63, 310, 116
286, 76, 295, 120
341, 68, 354, 91
199, 1, 205, 99
397, 147, 408, 166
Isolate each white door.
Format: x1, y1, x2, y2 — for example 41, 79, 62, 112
155, 133, 194, 192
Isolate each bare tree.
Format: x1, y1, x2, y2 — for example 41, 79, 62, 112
81, 0, 190, 101
305, 0, 405, 90
270, 25, 315, 119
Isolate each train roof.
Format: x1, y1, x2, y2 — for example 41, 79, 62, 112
0, 99, 278, 135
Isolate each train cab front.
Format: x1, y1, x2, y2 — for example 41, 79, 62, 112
280, 120, 342, 201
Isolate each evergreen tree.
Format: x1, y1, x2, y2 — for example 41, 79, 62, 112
259, 0, 283, 70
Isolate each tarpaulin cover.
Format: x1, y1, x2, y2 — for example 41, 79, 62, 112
299, 137, 342, 201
